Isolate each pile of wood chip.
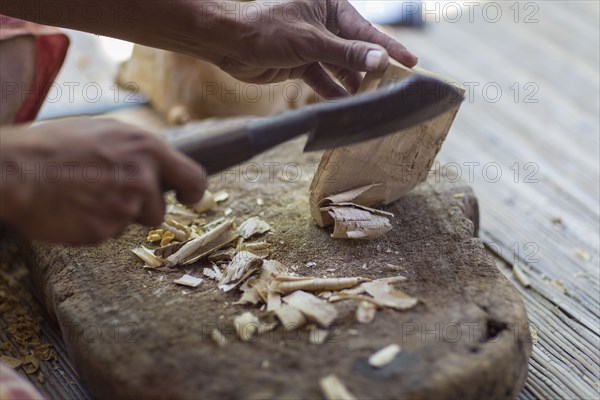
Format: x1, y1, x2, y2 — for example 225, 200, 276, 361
0, 235, 55, 382
132, 190, 416, 398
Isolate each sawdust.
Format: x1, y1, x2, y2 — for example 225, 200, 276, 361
0, 231, 55, 383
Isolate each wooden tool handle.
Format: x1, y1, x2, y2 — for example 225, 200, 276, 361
171, 122, 256, 175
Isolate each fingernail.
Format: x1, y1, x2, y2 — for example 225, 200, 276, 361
366, 50, 387, 70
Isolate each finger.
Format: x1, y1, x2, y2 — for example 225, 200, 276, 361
75, 213, 130, 244
134, 168, 166, 227
335, 1, 418, 67
154, 144, 208, 205
302, 63, 350, 100
310, 30, 390, 72
105, 190, 143, 221
322, 63, 363, 94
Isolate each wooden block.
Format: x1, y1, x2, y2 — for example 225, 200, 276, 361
309, 61, 465, 226
23, 118, 530, 400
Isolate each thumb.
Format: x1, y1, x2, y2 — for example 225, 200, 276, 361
315, 34, 390, 72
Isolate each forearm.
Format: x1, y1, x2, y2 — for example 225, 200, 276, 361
0, 127, 34, 224
0, 0, 239, 63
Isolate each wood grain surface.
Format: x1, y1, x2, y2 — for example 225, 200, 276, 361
24, 125, 531, 399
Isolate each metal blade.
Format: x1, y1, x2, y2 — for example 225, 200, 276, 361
303, 74, 463, 151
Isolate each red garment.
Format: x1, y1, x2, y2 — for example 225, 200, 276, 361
0, 15, 69, 123
0, 362, 45, 400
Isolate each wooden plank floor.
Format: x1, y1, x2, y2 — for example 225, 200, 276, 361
1, 1, 598, 399
390, 1, 599, 398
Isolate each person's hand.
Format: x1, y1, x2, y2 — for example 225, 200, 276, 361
0, 117, 206, 244
213, 0, 418, 98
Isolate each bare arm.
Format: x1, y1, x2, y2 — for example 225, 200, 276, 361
0, 0, 418, 98
0, 118, 206, 244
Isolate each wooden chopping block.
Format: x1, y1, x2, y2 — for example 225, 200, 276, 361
24, 119, 531, 399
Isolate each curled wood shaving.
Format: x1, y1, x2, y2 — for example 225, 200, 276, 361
173, 274, 203, 287
356, 300, 376, 324
282, 290, 338, 327
236, 260, 285, 305
319, 184, 385, 212
164, 220, 236, 267
234, 312, 259, 341
208, 248, 236, 262
161, 221, 188, 242
369, 344, 401, 367
238, 217, 271, 239
219, 251, 263, 292
361, 280, 417, 310
320, 203, 394, 240
319, 375, 357, 400
271, 276, 370, 294
194, 190, 217, 213
165, 203, 200, 225
131, 246, 164, 268
239, 241, 270, 258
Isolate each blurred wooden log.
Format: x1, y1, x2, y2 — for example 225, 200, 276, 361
117, 46, 315, 125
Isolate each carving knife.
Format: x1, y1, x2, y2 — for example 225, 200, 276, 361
170, 74, 463, 175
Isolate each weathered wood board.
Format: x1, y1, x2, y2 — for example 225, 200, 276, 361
24, 121, 531, 399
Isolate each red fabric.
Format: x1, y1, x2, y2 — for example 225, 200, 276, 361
0, 362, 45, 400
0, 15, 69, 123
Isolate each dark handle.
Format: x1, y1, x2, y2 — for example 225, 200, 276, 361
171, 123, 257, 176
162, 108, 317, 192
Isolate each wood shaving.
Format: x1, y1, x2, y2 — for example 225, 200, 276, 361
385, 263, 403, 271
219, 251, 263, 292
131, 246, 164, 268
207, 248, 236, 262
173, 274, 203, 287
165, 218, 191, 237
211, 329, 228, 347
282, 291, 338, 327
194, 190, 217, 213
165, 203, 200, 225
369, 344, 401, 367
308, 326, 329, 344
161, 222, 188, 243
214, 191, 230, 203
239, 241, 270, 258
512, 263, 531, 288
238, 217, 271, 239
164, 220, 236, 267
256, 198, 264, 205
319, 375, 357, 400
160, 231, 176, 247
234, 312, 259, 341
236, 260, 284, 305
356, 300, 376, 324
203, 264, 223, 281
274, 304, 307, 331
574, 248, 591, 261
271, 276, 370, 294
529, 326, 538, 344
320, 203, 394, 240
0, 355, 23, 369
361, 280, 417, 310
